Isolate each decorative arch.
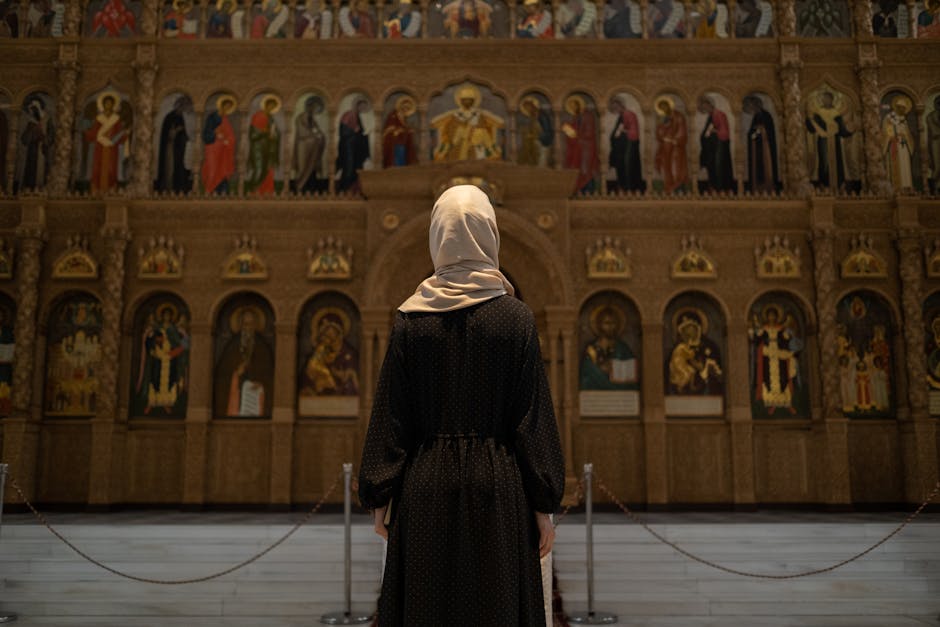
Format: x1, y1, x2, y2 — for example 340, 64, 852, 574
128, 291, 191, 418
43, 291, 103, 417
212, 291, 276, 418
577, 289, 642, 417
662, 290, 726, 417
296, 290, 361, 417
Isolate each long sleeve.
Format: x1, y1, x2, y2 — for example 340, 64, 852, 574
358, 314, 411, 510
512, 314, 566, 514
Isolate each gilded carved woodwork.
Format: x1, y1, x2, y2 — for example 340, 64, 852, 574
97, 223, 132, 420
810, 227, 841, 419
897, 230, 928, 415
10, 226, 46, 416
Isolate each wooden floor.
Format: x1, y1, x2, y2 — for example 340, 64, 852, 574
0, 510, 938, 626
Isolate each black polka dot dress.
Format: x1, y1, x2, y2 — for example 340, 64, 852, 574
358, 295, 566, 627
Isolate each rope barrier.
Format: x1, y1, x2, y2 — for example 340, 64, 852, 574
593, 472, 940, 580
4, 469, 343, 585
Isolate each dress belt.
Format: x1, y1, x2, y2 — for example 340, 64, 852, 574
422, 432, 512, 451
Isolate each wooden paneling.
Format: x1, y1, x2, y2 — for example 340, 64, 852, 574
667, 422, 733, 503
849, 421, 903, 503
753, 424, 815, 503
206, 422, 271, 504
574, 422, 646, 504
36, 422, 91, 503
291, 422, 358, 503
122, 425, 185, 503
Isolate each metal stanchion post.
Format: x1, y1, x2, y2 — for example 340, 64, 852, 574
321, 463, 372, 625
567, 463, 616, 625
0, 464, 18, 623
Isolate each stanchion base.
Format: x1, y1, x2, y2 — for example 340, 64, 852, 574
0, 613, 17, 623
567, 610, 618, 624
319, 610, 373, 625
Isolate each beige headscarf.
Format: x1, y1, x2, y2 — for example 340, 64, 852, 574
398, 185, 515, 313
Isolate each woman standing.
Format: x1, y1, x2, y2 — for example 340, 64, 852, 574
358, 185, 566, 626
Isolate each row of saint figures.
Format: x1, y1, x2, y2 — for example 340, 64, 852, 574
2, 0, 939, 39
2, 287, 938, 420
1, 81, 939, 197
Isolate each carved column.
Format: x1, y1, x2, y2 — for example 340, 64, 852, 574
639, 0, 649, 38
182, 320, 211, 506
809, 204, 851, 505
48, 47, 81, 195
1, 205, 47, 503
508, 0, 517, 38
282, 105, 295, 194
191, 108, 204, 194
727, 319, 756, 506
852, 0, 873, 37
63, 0, 83, 36
895, 215, 939, 501
641, 321, 668, 505
270, 321, 296, 507
417, 106, 429, 163
778, 44, 812, 197
140, 0, 160, 35
87, 210, 132, 507
131, 45, 159, 197
776, 0, 796, 36
3, 107, 17, 192
856, 46, 891, 195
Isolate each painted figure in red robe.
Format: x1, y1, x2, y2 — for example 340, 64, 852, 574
654, 95, 689, 193
562, 95, 599, 194
91, 0, 137, 36
382, 95, 417, 167
202, 95, 238, 194
83, 92, 129, 193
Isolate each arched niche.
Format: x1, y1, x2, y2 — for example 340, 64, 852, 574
128, 292, 191, 418
212, 292, 275, 418
747, 291, 811, 419
297, 291, 362, 418
835, 290, 896, 418
44, 292, 103, 417
578, 290, 642, 418
663, 291, 726, 417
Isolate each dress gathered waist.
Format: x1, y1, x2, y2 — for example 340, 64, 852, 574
419, 432, 513, 452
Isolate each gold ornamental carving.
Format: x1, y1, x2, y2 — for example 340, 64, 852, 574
222, 234, 267, 280
52, 235, 98, 280
754, 234, 801, 279
0, 239, 13, 280
586, 236, 631, 279
307, 236, 353, 280
671, 234, 716, 279
925, 238, 940, 279
138, 235, 185, 280
840, 233, 887, 279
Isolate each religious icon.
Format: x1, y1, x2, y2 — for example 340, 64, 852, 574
440, 0, 493, 37
653, 94, 690, 194
222, 234, 267, 279
162, 0, 199, 38
754, 235, 801, 279
14, 92, 55, 193
927, 93, 940, 194
664, 297, 725, 416
836, 292, 894, 417
562, 94, 600, 195
742, 94, 779, 193
154, 93, 195, 194
748, 296, 809, 418
295, 0, 333, 38
917, 0, 940, 37
430, 83, 505, 162
925, 293, 940, 416
78, 89, 132, 194
384, 0, 421, 37
0, 297, 14, 417
795, 0, 851, 36
840, 234, 887, 278
338, 0, 377, 36
382, 94, 418, 168
307, 236, 353, 279
207, 0, 246, 38
648, 0, 685, 38
805, 86, 862, 193
586, 237, 631, 278
292, 93, 328, 193
578, 294, 641, 417
558, 0, 597, 37
25, 0, 65, 37
52, 235, 98, 279
602, 0, 639, 37
298, 296, 361, 417
872, 0, 909, 37
201, 93, 239, 195
695, 93, 735, 194
881, 92, 919, 192
689, 0, 728, 38
671, 234, 717, 278
249, 0, 288, 37
604, 93, 644, 193
245, 93, 284, 195
138, 235, 185, 279
85, 0, 140, 37
44, 296, 103, 416
130, 296, 190, 417
734, 0, 773, 37
516, 0, 553, 37
516, 93, 553, 168
213, 299, 275, 418
0, 0, 17, 37
335, 94, 373, 193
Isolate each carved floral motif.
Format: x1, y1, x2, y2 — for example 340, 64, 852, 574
755, 234, 801, 279
307, 236, 353, 280
222, 234, 267, 280
586, 236, 632, 279
52, 235, 98, 279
